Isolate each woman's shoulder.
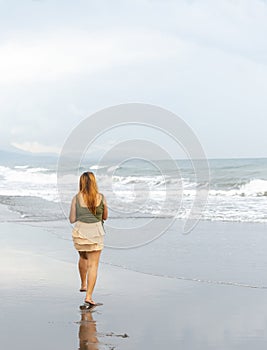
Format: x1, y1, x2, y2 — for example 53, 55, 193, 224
97, 192, 106, 204
72, 193, 81, 204
98, 192, 106, 200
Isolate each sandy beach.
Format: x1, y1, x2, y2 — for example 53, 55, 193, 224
1, 220, 267, 349
1, 0, 267, 347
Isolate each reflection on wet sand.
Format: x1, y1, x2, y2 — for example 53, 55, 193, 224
77, 309, 129, 350
78, 311, 99, 350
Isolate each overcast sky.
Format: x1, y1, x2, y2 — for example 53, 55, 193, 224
1, 0, 267, 159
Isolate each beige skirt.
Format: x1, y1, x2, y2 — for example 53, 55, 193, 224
72, 221, 105, 252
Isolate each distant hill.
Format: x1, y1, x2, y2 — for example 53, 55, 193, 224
0, 148, 58, 167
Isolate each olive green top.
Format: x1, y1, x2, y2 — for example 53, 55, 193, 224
76, 194, 104, 223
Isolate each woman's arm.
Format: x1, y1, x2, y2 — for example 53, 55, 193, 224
102, 195, 108, 221
69, 196, 77, 223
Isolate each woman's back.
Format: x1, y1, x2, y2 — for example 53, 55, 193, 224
76, 193, 104, 223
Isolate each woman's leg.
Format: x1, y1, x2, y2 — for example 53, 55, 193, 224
85, 250, 102, 303
78, 251, 88, 290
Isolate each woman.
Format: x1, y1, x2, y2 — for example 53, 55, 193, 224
69, 172, 108, 309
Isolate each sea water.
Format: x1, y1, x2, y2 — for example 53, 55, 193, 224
0, 153, 266, 224
1, 152, 267, 288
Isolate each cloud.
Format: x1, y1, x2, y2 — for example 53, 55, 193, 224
1, 0, 267, 158
11, 141, 61, 154
1, 0, 266, 86
0, 29, 181, 84
174, 0, 267, 63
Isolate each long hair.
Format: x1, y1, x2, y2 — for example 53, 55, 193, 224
79, 172, 98, 214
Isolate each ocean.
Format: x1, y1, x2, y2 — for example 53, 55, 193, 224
0, 153, 266, 225
1, 152, 267, 290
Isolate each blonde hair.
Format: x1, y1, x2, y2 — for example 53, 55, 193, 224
79, 172, 98, 214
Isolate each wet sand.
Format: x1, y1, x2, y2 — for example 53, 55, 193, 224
1, 221, 267, 349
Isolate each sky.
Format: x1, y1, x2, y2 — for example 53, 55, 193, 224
0, 0, 267, 159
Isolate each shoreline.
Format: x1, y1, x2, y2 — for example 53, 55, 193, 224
2, 221, 267, 349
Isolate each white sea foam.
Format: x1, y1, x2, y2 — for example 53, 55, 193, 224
1, 163, 267, 223
239, 179, 267, 197
89, 164, 107, 170
0, 165, 58, 202
14, 165, 29, 169
209, 179, 267, 197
